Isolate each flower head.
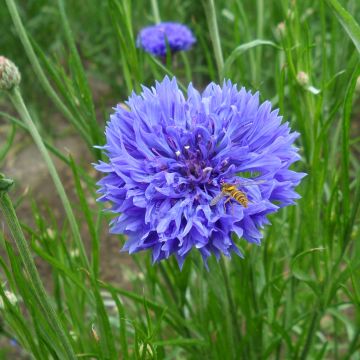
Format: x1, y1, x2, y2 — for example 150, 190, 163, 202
137, 22, 196, 57
297, 71, 310, 86
96, 77, 305, 268
0, 56, 21, 90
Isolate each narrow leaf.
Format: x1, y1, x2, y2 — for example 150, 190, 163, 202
326, 0, 360, 54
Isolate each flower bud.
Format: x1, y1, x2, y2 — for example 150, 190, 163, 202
0, 56, 21, 90
275, 22, 286, 39
297, 71, 309, 86
356, 76, 360, 93
0, 173, 14, 192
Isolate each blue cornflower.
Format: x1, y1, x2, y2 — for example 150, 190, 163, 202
96, 77, 305, 268
136, 22, 196, 57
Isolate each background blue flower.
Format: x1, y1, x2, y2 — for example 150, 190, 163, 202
96, 77, 305, 268
136, 22, 196, 57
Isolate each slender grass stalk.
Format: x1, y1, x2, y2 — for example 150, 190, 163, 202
4, 0, 92, 146
255, 0, 264, 85
7, 86, 89, 270
151, 0, 161, 23
0, 175, 76, 360
108, 0, 142, 93
57, 0, 102, 159
299, 308, 321, 360
0, 111, 95, 187
148, 56, 187, 92
219, 259, 242, 347
203, 0, 224, 80
68, 156, 100, 277
0, 124, 16, 163
325, 0, 360, 54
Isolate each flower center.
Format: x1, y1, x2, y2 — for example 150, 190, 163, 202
179, 145, 212, 183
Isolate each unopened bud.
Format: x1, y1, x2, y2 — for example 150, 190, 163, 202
0, 173, 14, 192
91, 324, 100, 342
0, 290, 18, 309
0, 56, 21, 90
356, 76, 360, 93
297, 71, 309, 86
275, 22, 286, 39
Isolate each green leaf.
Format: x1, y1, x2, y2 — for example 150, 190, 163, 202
291, 247, 326, 294
223, 40, 280, 77
327, 306, 355, 341
326, 0, 360, 54
108, 289, 129, 359
0, 124, 16, 165
153, 338, 207, 347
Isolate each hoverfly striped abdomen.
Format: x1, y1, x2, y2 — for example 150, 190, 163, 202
210, 179, 265, 209
222, 183, 249, 208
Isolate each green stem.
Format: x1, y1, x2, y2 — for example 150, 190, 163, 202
256, 0, 264, 85
0, 111, 96, 188
219, 258, 242, 348
299, 309, 321, 360
0, 181, 76, 360
8, 87, 89, 270
150, 0, 161, 23
180, 52, 192, 83
204, 0, 224, 80
5, 0, 91, 146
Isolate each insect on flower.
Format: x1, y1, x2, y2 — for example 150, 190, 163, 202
210, 180, 266, 209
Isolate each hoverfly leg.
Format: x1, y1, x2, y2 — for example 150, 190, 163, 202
224, 197, 232, 214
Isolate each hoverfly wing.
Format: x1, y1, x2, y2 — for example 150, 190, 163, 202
237, 179, 266, 187
210, 192, 225, 206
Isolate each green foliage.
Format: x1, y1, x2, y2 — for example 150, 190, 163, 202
326, 0, 360, 54
0, 0, 360, 359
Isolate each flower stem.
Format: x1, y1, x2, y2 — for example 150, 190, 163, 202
5, 0, 91, 146
0, 176, 76, 360
219, 258, 242, 349
8, 86, 90, 270
204, 0, 224, 80
255, 0, 264, 85
150, 0, 161, 23
299, 308, 320, 360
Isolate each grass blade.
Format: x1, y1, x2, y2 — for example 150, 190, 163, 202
223, 40, 280, 78
326, 0, 360, 54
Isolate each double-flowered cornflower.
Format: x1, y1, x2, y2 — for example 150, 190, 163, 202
96, 77, 305, 268
137, 22, 196, 57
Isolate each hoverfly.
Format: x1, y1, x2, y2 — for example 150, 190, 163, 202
210, 180, 265, 208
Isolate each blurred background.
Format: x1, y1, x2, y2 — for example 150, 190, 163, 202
0, 0, 360, 359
